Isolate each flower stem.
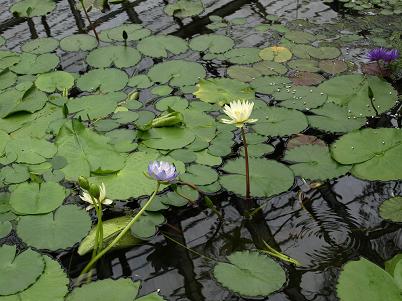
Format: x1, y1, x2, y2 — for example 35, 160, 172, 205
79, 0, 100, 42
80, 182, 161, 277
241, 127, 250, 200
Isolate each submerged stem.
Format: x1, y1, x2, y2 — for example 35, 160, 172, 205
241, 127, 251, 200
79, 182, 161, 277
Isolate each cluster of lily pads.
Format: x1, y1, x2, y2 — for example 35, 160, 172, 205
0, 0, 402, 300
323, 0, 402, 15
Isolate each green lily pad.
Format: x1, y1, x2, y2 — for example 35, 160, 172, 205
151, 85, 172, 96
17, 205, 91, 251
251, 76, 291, 95
164, 0, 204, 17
0, 51, 20, 70
0, 69, 17, 91
288, 59, 320, 72
137, 35, 188, 58
193, 78, 255, 105
99, 24, 151, 42
318, 75, 398, 117
220, 157, 294, 197
21, 37, 58, 54
337, 258, 401, 301
0, 245, 45, 295
319, 59, 348, 74
189, 34, 234, 54
331, 128, 402, 181
55, 120, 126, 180
148, 60, 205, 87
10, 53, 59, 75
0, 37, 5, 47
379, 196, 402, 222
284, 30, 316, 44
3, 136, 56, 164
259, 46, 292, 62
131, 212, 165, 239
307, 46, 340, 59
224, 48, 261, 64
77, 68, 128, 93
195, 149, 222, 166
35, 71, 75, 93
10, 182, 66, 215
181, 164, 219, 186
140, 127, 195, 150
91, 152, 185, 200
239, 143, 274, 157
273, 85, 327, 110
0, 221, 11, 238
78, 216, 141, 255
284, 144, 350, 180
253, 60, 288, 76
60, 34, 98, 52
128, 74, 153, 89
86, 46, 141, 68
253, 106, 308, 137
11, 0, 56, 17
227, 65, 262, 82
156, 96, 188, 111
308, 103, 365, 133
213, 251, 286, 297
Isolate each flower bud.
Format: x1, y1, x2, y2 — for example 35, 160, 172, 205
89, 183, 100, 199
78, 176, 90, 190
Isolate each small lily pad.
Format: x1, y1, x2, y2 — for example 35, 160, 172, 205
189, 34, 234, 54
259, 46, 292, 62
10, 53, 59, 75
60, 34, 98, 52
164, 0, 204, 17
224, 48, 261, 64
99, 24, 151, 42
137, 35, 188, 58
21, 37, 58, 54
379, 196, 402, 223
86, 46, 141, 68
77, 68, 128, 93
11, 0, 56, 17
35, 71, 75, 93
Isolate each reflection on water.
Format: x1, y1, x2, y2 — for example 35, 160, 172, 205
1, 0, 401, 300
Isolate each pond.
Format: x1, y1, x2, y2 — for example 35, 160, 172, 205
0, 0, 402, 300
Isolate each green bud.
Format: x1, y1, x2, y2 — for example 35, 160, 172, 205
204, 196, 214, 209
89, 183, 100, 198
78, 176, 90, 190
151, 112, 184, 128
122, 30, 128, 41
368, 86, 374, 100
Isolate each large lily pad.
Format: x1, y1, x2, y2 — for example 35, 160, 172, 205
337, 258, 401, 301
35, 71, 75, 93
10, 53, 59, 75
86, 46, 141, 68
0, 245, 45, 295
17, 205, 91, 251
220, 157, 294, 197
77, 68, 128, 93
137, 35, 188, 58
11, 0, 56, 17
331, 128, 402, 181
189, 34, 234, 54
148, 60, 205, 87
379, 196, 402, 222
139, 127, 195, 150
213, 251, 286, 297
0, 69, 17, 91
319, 75, 398, 117
21, 38, 58, 54
193, 78, 255, 105
10, 182, 66, 215
60, 34, 98, 52
273, 85, 327, 111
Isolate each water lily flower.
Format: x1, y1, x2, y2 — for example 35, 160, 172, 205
368, 47, 400, 62
147, 161, 178, 183
221, 100, 258, 128
80, 183, 113, 211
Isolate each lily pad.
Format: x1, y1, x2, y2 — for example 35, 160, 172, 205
10, 182, 66, 215
307, 46, 340, 59
131, 212, 165, 239
259, 46, 292, 62
17, 205, 91, 251
189, 34, 234, 54
148, 60, 205, 87
99, 24, 151, 42
181, 164, 219, 186
337, 258, 401, 301
11, 0, 56, 17
164, 0, 204, 17
21, 38, 59, 54
288, 59, 320, 72
319, 60, 348, 74
0, 69, 17, 91
251, 76, 291, 95
156, 96, 188, 111
220, 157, 294, 197
318, 75, 398, 117
86, 46, 141, 68
0, 245, 45, 295
379, 196, 402, 222
0, 51, 20, 70
0, 221, 11, 238
60, 34, 98, 52
77, 68, 128, 93
273, 85, 327, 111
227, 65, 261, 82
137, 35, 188, 58
224, 48, 261, 64
35, 71, 75, 93
10, 53, 59, 75
213, 251, 286, 297
128, 74, 153, 89
331, 128, 402, 181
3, 136, 56, 164
140, 127, 195, 150
253, 60, 288, 76
193, 78, 255, 105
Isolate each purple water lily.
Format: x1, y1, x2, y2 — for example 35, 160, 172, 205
368, 47, 399, 62
148, 161, 178, 183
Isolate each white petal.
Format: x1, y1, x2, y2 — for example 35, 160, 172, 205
102, 198, 113, 205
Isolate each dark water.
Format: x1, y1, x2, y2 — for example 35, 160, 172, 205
1, 0, 402, 300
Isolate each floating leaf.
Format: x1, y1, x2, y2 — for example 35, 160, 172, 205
148, 60, 205, 87
66, 279, 140, 301
128, 74, 153, 89
319, 59, 348, 74
137, 35, 188, 58
77, 68, 128, 93
86, 46, 141, 68
251, 76, 291, 95
0, 51, 20, 70
11, 0, 56, 17
181, 164, 219, 185
273, 85, 327, 111
0, 245, 45, 295
307, 46, 340, 59
379, 196, 402, 222
194, 78, 255, 105
290, 71, 325, 86
227, 65, 261, 82
35, 71, 75, 93
21, 37, 58, 54
60, 34, 98, 52
140, 127, 195, 150
259, 46, 292, 62
253, 60, 288, 76
288, 59, 320, 72
220, 157, 294, 197
213, 251, 286, 297
10, 53, 59, 75
17, 205, 91, 251
164, 0, 204, 17
337, 258, 401, 301
284, 30, 316, 44
224, 48, 261, 64
0, 221, 11, 238
0, 69, 17, 91
151, 85, 172, 96
331, 128, 402, 181
189, 34, 234, 54
3, 136, 56, 164
319, 75, 397, 117
156, 96, 188, 111
131, 212, 165, 239
99, 24, 151, 42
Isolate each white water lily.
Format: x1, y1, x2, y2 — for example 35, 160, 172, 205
221, 100, 258, 127
80, 183, 113, 211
